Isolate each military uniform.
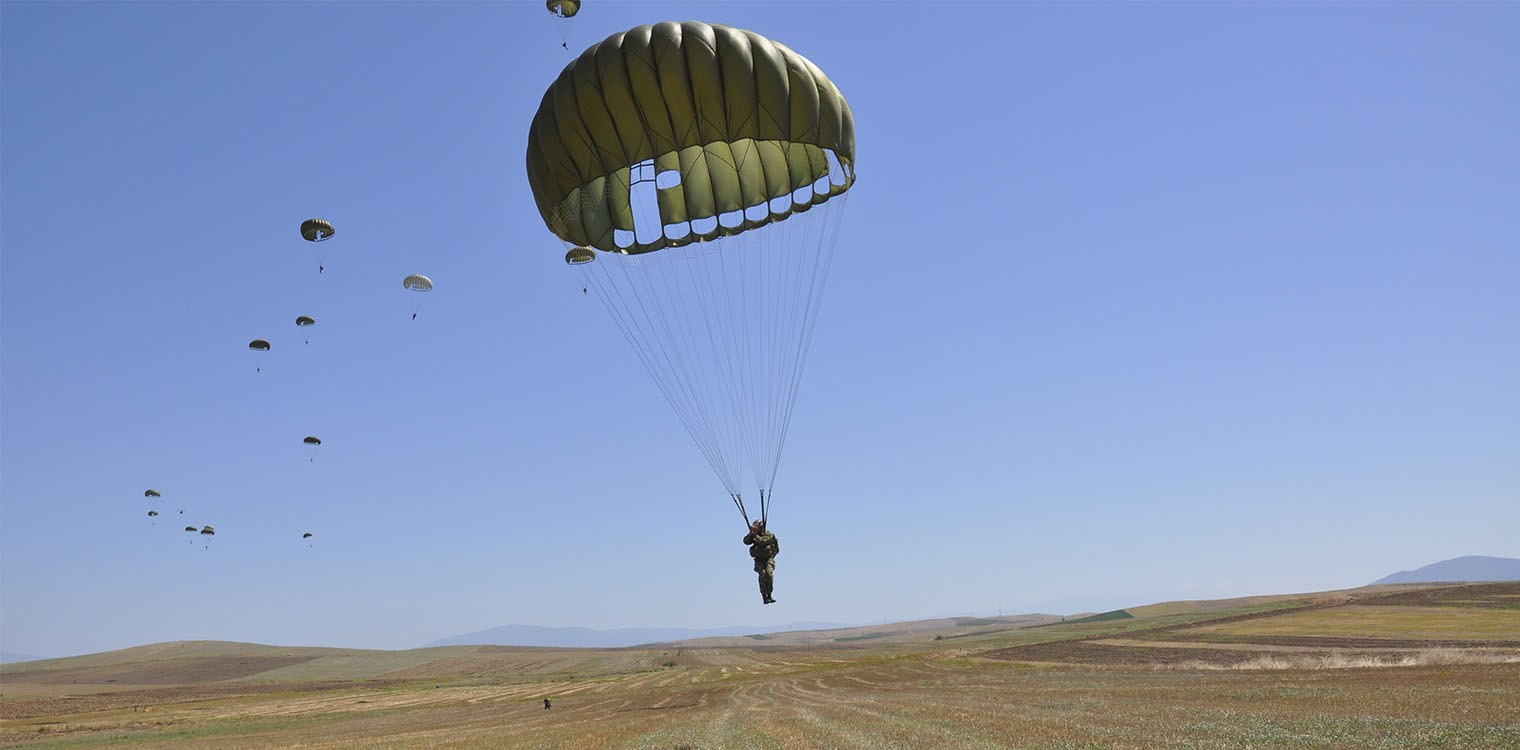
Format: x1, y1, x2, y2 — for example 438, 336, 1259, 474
744, 527, 780, 603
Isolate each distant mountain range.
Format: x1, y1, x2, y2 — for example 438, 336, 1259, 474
428, 621, 849, 649
1371, 555, 1520, 585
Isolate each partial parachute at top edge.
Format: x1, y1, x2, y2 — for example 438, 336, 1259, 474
546, 0, 579, 19
525, 21, 856, 255
300, 219, 335, 242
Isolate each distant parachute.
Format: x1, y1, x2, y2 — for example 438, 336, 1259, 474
303, 435, 322, 446
147, 510, 159, 517
300, 219, 335, 242
302, 532, 313, 539
545, 0, 579, 51
564, 247, 594, 265
249, 339, 271, 372
300, 218, 336, 273
200, 525, 215, 535
184, 526, 198, 532
546, 0, 579, 19
403, 274, 433, 319
144, 489, 162, 499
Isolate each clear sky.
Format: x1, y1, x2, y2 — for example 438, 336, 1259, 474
3, 1, 1516, 659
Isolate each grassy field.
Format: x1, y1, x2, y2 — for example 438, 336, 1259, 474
3, 582, 1517, 748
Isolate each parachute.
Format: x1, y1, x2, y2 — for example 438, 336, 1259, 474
296, 315, 315, 344
147, 510, 159, 517
529, 22, 855, 526
184, 526, 198, 532
199, 524, 215, 549
302, 532, 313, 539
300, 219, 335, 272
300, 219, 335, 242
248, 339, 271, 372
144, 489, 161, 499
303, 435, 322, 446
403, 274, 433, 319
546, 0, 579, 19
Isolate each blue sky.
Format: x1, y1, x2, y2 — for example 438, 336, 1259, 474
3, 1, 1516, 659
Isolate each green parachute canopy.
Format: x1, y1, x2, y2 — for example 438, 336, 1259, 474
403, 274, 433, 292
526, 21, 855, 255
184, 526, 197, 532
144, 489, 161, 499
530, 22, 856, 528
249, 339, 271, 352
200, 525, 215, 535
296, 315, 316, 327
300, 219, 335, 242
147, 510, 159, 517
546, 0, 579, 19
303, 532, 313, 539
303, 436, 321, 446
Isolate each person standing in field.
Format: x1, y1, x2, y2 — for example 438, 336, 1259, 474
744, 520, 779, 604
543, 698, 551, 710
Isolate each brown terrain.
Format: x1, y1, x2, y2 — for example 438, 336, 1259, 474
2, 581, 1517, 748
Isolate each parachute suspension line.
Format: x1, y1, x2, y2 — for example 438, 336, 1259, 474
771, 194, 850, 490
583, 253, 741, 494
731, 492, 751, 526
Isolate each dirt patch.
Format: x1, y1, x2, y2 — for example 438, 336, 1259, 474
1354, 581, 1520, 609
1135, 632, 1520, 649
980, 640, 1336, 666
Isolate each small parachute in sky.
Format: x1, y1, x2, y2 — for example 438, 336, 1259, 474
147, 510, 159, 517
403, 274, 433, 319
144, 489, 162, 499
303, 435, 322, 462
184, 526, 198, 532
249, 339, 271, 372
200, 525, 215, 535
565, 247, 594, 265
545, 0, 579, 50
300, 219, 336, 273
300, 219, 335, 242
303, 532, 313, 539
296, 315, 316, 345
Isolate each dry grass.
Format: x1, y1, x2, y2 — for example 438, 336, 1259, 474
5, 582, 1518, 748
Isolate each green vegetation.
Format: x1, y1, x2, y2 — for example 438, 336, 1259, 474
1057, 609, 1135, 626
